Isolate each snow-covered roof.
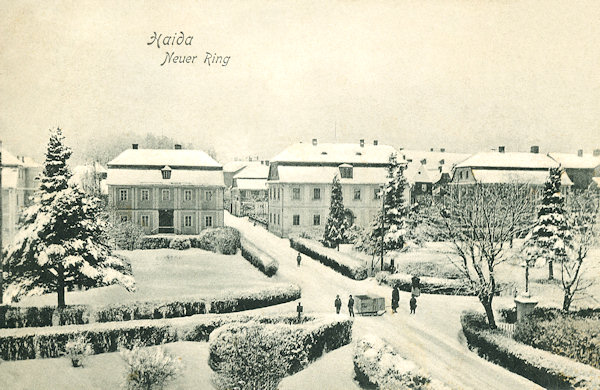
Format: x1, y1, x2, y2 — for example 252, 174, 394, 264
456, 152, 559, 169
271, 142, 400, 165
235, 178, 268, 190
470, 169, 573, 186
223, 161, 249, 173
548, 153, 600, 169
412, 165, 442, 184
108, 149, 221, 168
400, 150, 470, 167
2, 167, 19, 188
106, 169, 224, 187
233, 163, 269, 179
1, 148, 22, 167
271, 166, 388, 184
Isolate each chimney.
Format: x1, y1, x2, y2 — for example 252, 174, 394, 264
360, 139, 365, 147
498, 146, 505, 153
265, 160, 270, 166
174, 144, 182, 150
438, 166, 442, 173
132, 144, 138, 150
430, 148, 434, 152
577, 149, 583, 157
420, 158, 427, 165
439, 159, 445, 165
312, 138, 317, 146
530, 145, 539, 154
440, 148, 445, 153
594, 149, 600, 157
373, 140, 378, 146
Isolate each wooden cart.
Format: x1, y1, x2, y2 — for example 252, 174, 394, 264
354, 294, 386, 316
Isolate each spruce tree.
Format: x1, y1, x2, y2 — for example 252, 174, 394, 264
323, 175, 348, 250
524, 167, 571, 280
4, 128, 135, 306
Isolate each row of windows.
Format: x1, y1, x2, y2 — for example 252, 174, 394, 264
269, 187, 282, 200
118, 189, 213, 202
457, 170, 470, 180
120, 215, 213, 227
269, 213, 322, 226
289, 187, 381, 201
269, 213, 281, 225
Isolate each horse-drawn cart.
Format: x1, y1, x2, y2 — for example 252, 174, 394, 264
354, 294, 386, 316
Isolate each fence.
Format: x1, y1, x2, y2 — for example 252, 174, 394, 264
497, 322, 516, 338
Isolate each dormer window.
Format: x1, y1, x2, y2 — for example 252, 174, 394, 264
339, 164, 353, 179
161, 165, 172, 180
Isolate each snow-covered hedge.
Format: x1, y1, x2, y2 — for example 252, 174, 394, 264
94, 299, 207, 323
209, 284, 301, 314
138, 227, 241, 254
0, 305, 90, 328
375, 271, 473, 296
240, 237, 278, 276
0, 312, 323, 361
461, 311, 600, 389
353, 335, 450, 390
209, 316, 353, 389
290, 237, 368, 280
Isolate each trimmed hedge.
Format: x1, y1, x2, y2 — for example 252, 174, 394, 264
0, 312, 316, 361
208, 315, 353, 388
209, 284, 301, 314
376, 271, 474, 296
138, 227, 241, 254
240, 237, 278, 276
95, 299, 207, 323
0, 305, 90, 328
290, 237, 368, 280
461, 311, 600, 389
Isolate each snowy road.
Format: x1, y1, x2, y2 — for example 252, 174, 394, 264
226, 213, 542, 390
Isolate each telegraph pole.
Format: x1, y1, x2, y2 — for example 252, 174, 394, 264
0, 140, 3, 304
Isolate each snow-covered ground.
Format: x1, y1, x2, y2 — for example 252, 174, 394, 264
225, 213, 543, 390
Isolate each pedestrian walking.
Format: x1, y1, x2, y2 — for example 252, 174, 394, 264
335, 295, 342, 314
348, 295, 355, 317
296, 252, 302, 267
297, 302, 303, 321
391, 285, 399, 313
410, 295, 417, 314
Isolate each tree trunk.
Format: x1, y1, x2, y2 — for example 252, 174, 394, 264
525, 264, 529, 294
57, 263, 65, 307
482, 299, 496, 329
548, 260, 553, 280
562, 292, 573, 312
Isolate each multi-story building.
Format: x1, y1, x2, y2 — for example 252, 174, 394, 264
548, 149, 600, 190
231, 161, 269, 220
1, 148, 41, 242
107, 144, 224, 234
267, 139, 405, 238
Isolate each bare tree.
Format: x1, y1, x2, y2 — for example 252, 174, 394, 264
560, 190, 599, 311
435, 183, 536, 328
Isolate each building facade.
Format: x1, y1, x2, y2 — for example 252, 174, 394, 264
267, 139, 406, 238
231, 162, 269, 221
107, 145, 224, 234
548, 150, 600, 190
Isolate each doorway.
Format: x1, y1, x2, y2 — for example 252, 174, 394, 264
158, 209, 174, 233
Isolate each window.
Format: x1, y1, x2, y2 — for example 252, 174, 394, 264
119, 189, 128, 201
161, 189, 170, 200
205, 216, 213, 227
184, 190, 192, 201
374, 188, 381, 199
465, 170, 469, 179
161, 167, 171, 179
184, 215, 192, 227
340, 166, 353, 179
277, 188, 281, 200
421, 184, 427, 192
313, 214, 320, 225
277, 214, 280, 225
269, 214, 272, 223
141, 215, 149, 227
292, 188, 300, 200
313, 188, 321, 200
141, 189, 149, 201
205, 191, 213, 201
120, 215, 128, 223
293, 215, 300, 225
354, 188, 361, 200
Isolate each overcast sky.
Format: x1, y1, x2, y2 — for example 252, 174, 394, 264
1, 0, 599, 163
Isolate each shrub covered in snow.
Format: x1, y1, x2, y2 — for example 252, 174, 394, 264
111, 221, 145, 251
290, 237, 368, 280
121, 343, 181, 390
209, 316, 352, 390
461, 311, 600, 389
353, 335, 449, 390
64, 334, 93, 367
240, 237, 278, 276
94, 298, 207, 323
168, 237, 192, 250
209, 284, 301, 314
376, 271, 474, 296
397, 261, 464, 280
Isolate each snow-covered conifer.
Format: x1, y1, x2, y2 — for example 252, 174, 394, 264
323, 175, 349, 250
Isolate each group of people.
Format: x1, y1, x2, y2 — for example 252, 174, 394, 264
334, 294, 355, 317
392, 285, 418, 314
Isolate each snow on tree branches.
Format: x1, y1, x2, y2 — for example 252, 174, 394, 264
4, 128, 135, 306
323, 175, 349, 250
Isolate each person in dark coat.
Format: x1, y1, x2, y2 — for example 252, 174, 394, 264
297, 302, 303, 321
348, 295, 355, 317
391, 286, 400, 313
335, 295, 342, 314
410, 295, 417, 314
296, 252, 302, 267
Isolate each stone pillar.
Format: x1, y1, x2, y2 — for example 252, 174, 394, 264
514, 294, 538, 323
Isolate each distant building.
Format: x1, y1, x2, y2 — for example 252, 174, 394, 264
106, 144, 224, 234
452, 146, 573, 188
548, 149, 600, 190
1, 148, 41, 242
231, 161, 269, 220
70, 161, 109, 197
267, 139, 406, 238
